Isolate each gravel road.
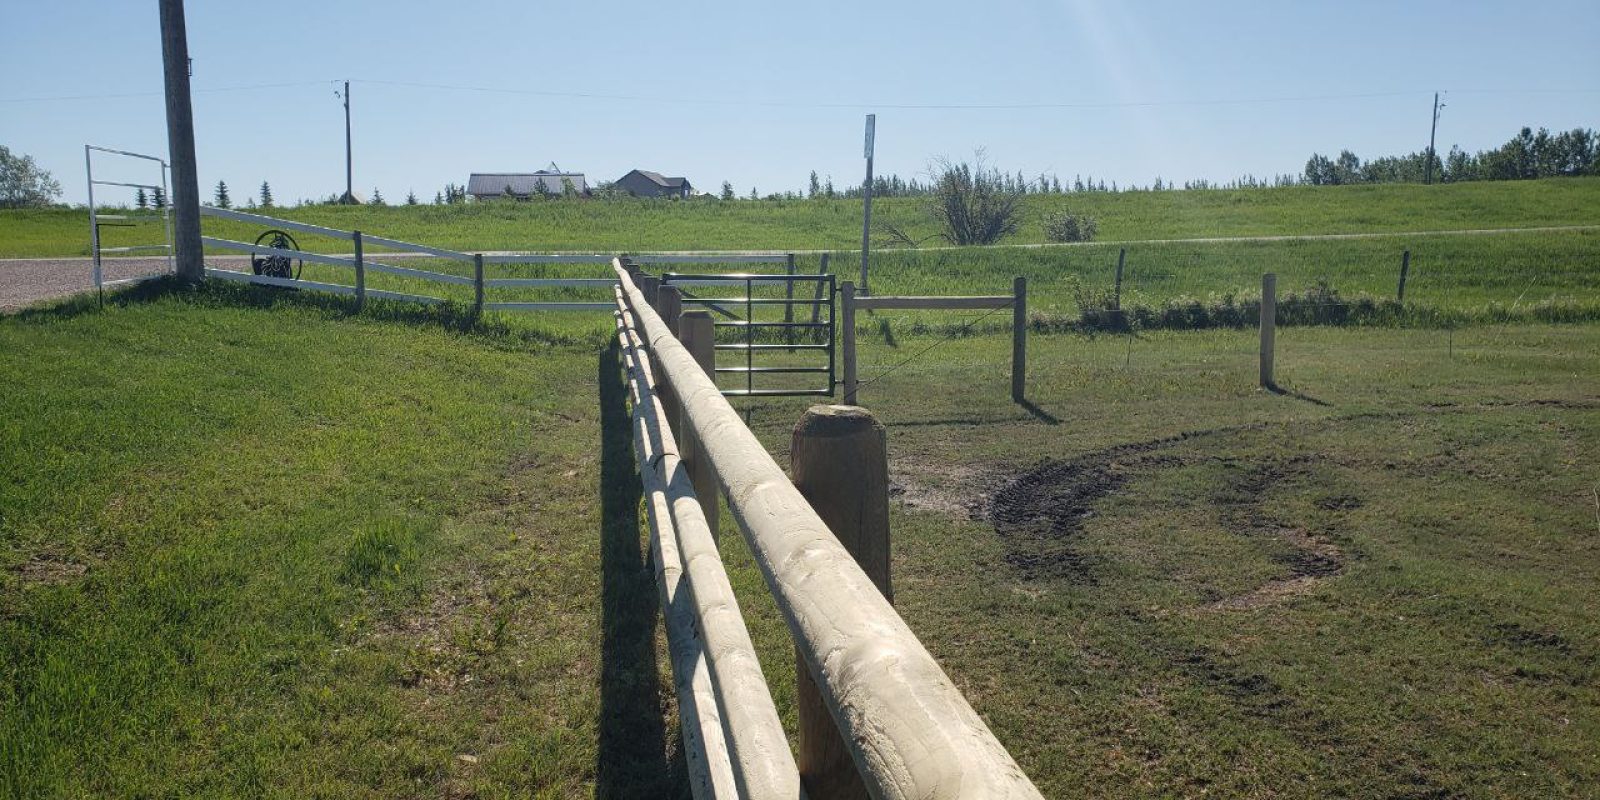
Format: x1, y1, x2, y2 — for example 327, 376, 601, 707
0, 256, 251, 311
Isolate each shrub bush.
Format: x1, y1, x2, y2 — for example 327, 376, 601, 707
1042, 210, 1099, 243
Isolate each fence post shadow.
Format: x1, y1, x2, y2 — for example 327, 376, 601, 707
595, 338, 677, 797
1017, 398, 1061, 425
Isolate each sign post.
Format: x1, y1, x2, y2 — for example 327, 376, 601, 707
859, 114, 875, 295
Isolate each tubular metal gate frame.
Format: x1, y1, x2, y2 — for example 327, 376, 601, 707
662, 272, 837, 397
85, 145, 175, 297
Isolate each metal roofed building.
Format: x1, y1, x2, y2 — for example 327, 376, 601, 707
615, 169, 694, 199
466, 170, 587, 200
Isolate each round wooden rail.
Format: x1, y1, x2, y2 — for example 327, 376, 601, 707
616, 295, 803, 799
615, 260, 1044, 800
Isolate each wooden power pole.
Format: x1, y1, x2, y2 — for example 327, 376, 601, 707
158, 0, 203, 281
1425, 92, 1442, 185
339, 80, 354, 203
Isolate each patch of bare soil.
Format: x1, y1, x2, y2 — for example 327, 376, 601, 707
888, 459, 1003, 519
10, 552, 89, 587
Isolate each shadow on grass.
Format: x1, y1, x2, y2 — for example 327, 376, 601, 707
595, 339, 683, 798
1265, 383, 1333, 407
1018, 398, 1062, 425
4, 275, 186, 323
4, 275, 598, 349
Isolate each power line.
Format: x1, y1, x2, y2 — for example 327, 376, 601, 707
0, 80, 335, 104
11, 78, 1598, 108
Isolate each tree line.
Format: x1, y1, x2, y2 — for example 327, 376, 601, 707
1304, 126, 1599, 186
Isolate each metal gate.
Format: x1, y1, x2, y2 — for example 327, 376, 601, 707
661, 272, 836, 397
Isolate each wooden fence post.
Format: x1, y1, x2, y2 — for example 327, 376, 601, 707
1113, 247, 1126, 309
473, 253, 485, 314
785, 253, 797, 327
1260, 273, 1277, 388
657, 285, 683, 439
1397, 250, 1411, 303
641, 274, 662, 313
791, 404, 890, 800
840, 281, 858, 404
811, 253, 830, 324
352, 230, 365, 312
1012, 276, 1028, 403
678, 310, 719, 538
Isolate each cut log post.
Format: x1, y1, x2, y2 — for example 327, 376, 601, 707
791, 404, 891, 799
1012, 276, 1027, 403
841, 281, 858, 404
657, 285, 684, 439
352, 230, 365, 312
811, 253, 830, 324
473, 253, 485, 314
678, 310, 720, 538
641, 274, 662, 313
1398, 250, 1411, 303
1260, 273, 1277, 388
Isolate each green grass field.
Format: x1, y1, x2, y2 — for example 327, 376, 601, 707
3, 281, 1597, 797
4, 176, 1599, 258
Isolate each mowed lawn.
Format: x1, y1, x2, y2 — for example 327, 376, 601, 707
3, 176, 1598, 258
4, 281, 1599, 797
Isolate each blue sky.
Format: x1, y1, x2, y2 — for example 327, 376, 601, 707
4, 1, 1597, 205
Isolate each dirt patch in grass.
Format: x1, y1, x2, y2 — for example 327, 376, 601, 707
887, 459, 1002, 518
10, 552, 90, 587
1204, 456, 1349, 611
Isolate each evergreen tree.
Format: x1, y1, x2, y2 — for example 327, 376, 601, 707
152, 186, 166, 208
259, 180, 273, 208
213, 180, 231, 209
749, 186, 758, 200
135, 187, 148, 209
824, 176, 835, 198
406, 190, 419, 205
371, 187, 385, 205
808, 170, 821, 198
720, 181, 735, 200
434, 190, 444, 205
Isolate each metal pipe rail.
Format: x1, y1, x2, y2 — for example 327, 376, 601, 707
615, 289, 802, 799
852, 295, 1013, 311
615, 260, 1043, 799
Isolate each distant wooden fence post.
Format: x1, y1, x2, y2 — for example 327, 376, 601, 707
1012, 275, 1028, 403
791, 404, 890, 800
784, 253, 797, 329
473, 253, 485, 314
678, 309, 720, 538
657, 284, 683, 438
840, 281, 858, 404
1397, 250, 1411, 303
811, 253, 830, 324
352, 230, 365, 312
1260, 273, 1277, 388
1113, 247, 1126, 309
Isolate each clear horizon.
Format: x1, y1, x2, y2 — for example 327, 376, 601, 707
4, 0, 1597, 206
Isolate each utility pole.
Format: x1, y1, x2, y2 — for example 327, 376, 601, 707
859, 114, 875, 295
158, 0, 203, 281
338, 80, 354, 203
1425, 91, 1442, 185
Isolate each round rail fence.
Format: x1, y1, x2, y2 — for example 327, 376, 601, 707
613, 259, 1044, 799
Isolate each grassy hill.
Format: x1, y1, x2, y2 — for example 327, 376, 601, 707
3, 177, 1598, 258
